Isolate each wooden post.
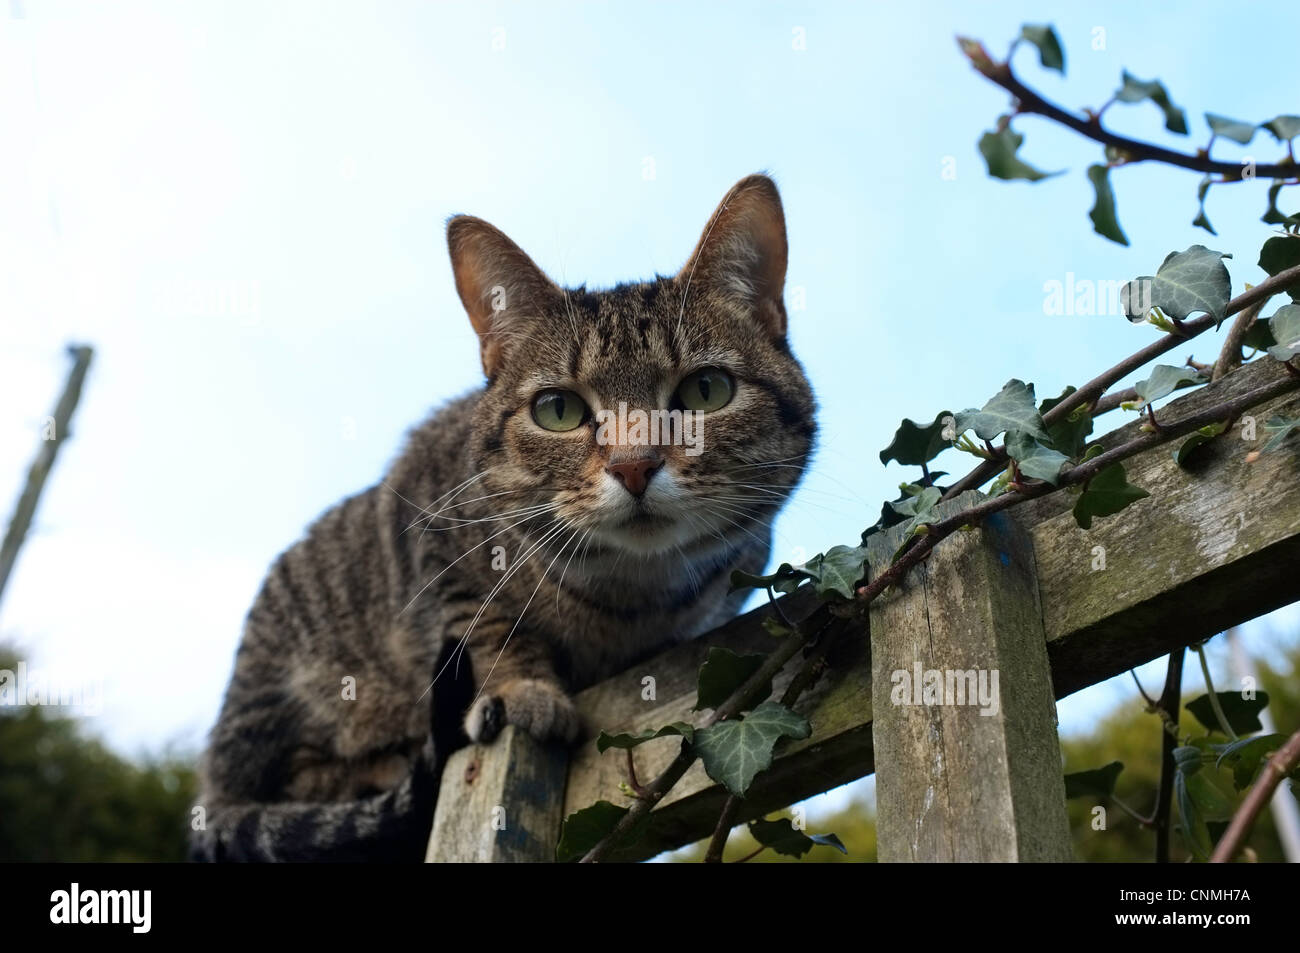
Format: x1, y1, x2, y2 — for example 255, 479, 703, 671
868, 491, 1072, 862
0, 344, 94, 612
426, 726, 568, 862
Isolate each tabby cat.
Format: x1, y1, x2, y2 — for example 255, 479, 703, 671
192, 174, 816, 861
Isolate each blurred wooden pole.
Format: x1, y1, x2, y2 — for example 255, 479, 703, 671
0, 344, 94, 613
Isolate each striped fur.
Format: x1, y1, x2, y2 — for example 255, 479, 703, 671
192, 175, 815, 861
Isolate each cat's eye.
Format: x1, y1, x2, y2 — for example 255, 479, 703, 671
531, 389, 589, 432
675, 368, 734, 413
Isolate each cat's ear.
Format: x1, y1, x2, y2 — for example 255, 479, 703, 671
678, 174, 789, 337
447, 216, 559, 376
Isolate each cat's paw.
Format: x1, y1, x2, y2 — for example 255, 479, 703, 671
464, 679, 581, 746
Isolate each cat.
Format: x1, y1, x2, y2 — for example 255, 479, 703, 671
191, 174, 816, 862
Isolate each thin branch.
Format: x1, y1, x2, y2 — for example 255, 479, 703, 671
1130, 669, 1157, 708
941, 262, 1300, 502
1213, 294, 1273, 382
960, 41, 1297, 181
1194, 642, 1238, 741
1152, 649, 1186, 864
1210, 727, 1300, 862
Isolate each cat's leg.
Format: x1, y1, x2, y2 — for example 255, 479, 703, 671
459, 620, 580, 745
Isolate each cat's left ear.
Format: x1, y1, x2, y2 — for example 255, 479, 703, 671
677, 174, 789, 338
447, 216, 560, 376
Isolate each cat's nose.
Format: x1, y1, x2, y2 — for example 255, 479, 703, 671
605, 452, 664, 497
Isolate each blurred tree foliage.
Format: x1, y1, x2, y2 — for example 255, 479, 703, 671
671, 632, 1299, 863
0, 646, 197, 862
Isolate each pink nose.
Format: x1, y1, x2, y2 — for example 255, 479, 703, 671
605, 453, 663, 497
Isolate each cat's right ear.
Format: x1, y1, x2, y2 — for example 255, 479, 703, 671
447, 216, 559, 377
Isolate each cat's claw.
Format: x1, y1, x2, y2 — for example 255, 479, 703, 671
464, 679, 581, 745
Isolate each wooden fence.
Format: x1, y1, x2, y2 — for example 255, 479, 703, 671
425, 355, 1300, 862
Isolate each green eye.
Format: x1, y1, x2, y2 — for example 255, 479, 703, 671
675, 368, 734, 412
531, 389, 588, 432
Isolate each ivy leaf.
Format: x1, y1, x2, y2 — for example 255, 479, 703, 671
1205, 113, 1256, 145
1114, 71, 1188, 134
596, 722, 694, 753
1006, 429, 1069, 484
1063, 761, 1124, 799
879, 411, 953, 466
1121, 246, 1233, 326
694, 701, 811, 797
1184, 771, 1235, 820
1086, 164, 1128, 245
978, 125, 1060, 182
1261, 115, 1300, 142
1258, 236, 1300, 301
556, 801, 630, 862
1132, 364, 1207, 408
694, 648, 770, 712
1242, 317, 1277, 351
1216, 733, 1287, 790
1040, 387, 1093, 458
1072, 462, 1149, 529
1174, 768, 1211, 859
889, 485, 941, 537
729, 563, 801, 594
1262, 182, 1300, 228
1173, 421, 1228, 468
1019, 24, 1064, 73
1193, 176, 1216, 235
953, 379, 1049, 442
747, 817, 848, 858
1266, 303, 1300, 361
1261, 414, 1300, 453
1186, 691, 1270, 736
801, 544, 870, 600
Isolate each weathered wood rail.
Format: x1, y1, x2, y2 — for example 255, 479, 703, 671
426, 356, 1300, 862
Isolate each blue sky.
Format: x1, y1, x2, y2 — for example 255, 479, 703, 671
2, 0, 1297, 790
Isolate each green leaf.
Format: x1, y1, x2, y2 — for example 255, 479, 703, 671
1184, 771, 1235, 820
953, 379, 1049, 442
1114, 71, 1188, 134
1173, 421, 1228, 468
694, 701, 812, 797
694, 648, 769, 712
1216, 733, 1287, 790
1086, 164, 1128, 245
801, 544, 870, 600
596, 722, 694, 753
1132, 364, 1207, 408
1261, 414, 1300, 453
1192, 176, 1216, 235
1121, 246, 1233, 326
1040, 387, 1094, 458
889, 485, 941, 537
1063, 761, 1124, 799
1266, 303, 1300, 361
1205, 113, 1256, 145
879, 411, 953, 466
1186, 691, 1270, 735
1019, 24, 1064, 73
1262, 182, 1300, 228
1258, 236, 1300, 301
729, 563, 801, 594
1174, 769, 1211, 859
747, 817, 848, 858
978, 125, 1060, 182
1262, 115, 1300, 142
1006, 429, 1069, 483
1072, 462, 1149, 529
1242, 317, 1277, 351
556, 801, 630, 862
